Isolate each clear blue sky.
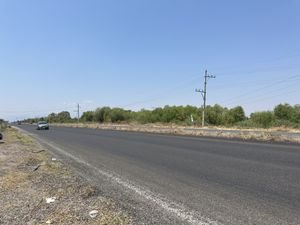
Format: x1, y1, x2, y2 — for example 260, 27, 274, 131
1, 0, 300, 121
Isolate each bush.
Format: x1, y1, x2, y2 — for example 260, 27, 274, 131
250, 111, 275, 128
274, 103, 293, 120
110, 108, 131, 123
57, 111, 71, 122
0, 119, 8, 132
80, 111, 94, 122
94, 107, 111, 122
47, 111, 71, 123
22, 103, 300, 129
291, 105, 300, 124
235, 119, 257, 128
227, 106, 246, 124
270, 119, 299, 128
206, 104, 226, 125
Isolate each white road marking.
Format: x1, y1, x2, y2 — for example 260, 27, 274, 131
18, 127, 221, 225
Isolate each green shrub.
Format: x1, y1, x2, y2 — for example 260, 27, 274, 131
21, 103, 300, 129
235, 119, 257, 128
274, 103, 293, 120
0, 119, 8, 132
250, 111, 275, 128
80, 111, 94, 122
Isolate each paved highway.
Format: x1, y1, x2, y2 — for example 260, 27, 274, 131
19, 125, 300, 225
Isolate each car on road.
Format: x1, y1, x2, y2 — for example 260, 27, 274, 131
37, 121, 49, 130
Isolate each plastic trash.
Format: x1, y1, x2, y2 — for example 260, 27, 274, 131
46, 197, 56, 203
51, 158, 57, 161
89, 210, 99, 218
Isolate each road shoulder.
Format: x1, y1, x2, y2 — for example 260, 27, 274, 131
0, 128, 132, 225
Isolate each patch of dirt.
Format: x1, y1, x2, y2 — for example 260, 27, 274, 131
0, 128, 133, 225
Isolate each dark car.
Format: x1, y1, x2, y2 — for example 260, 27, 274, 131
37, 121, 49, 130
0, 133, 2, 140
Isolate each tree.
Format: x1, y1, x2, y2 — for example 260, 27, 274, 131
226, 106, 246, 124
291, 105, 300, 124
250, 111, 275, 128
135, 109, 152, 124
274, 103, 293, 120
57, 111, 71, 122
94, 107, 111, 123
48, 113, 57, 123
110, 108, 131, 123
81, 111, 94, 122
206, 104, 227, 125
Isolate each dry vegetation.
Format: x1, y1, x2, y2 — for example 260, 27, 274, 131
52, 122, 300, 143
0, 128, 133, 225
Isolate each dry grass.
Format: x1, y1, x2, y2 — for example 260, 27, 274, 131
15, 130, 35, 145
91, 211, 133, 225
53, 122, 300, 143
42, 160, 71, 177
0, 170, 30, 190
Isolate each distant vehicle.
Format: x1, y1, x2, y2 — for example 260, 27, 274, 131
37, 121, 49, 130
17, 121, 21, 125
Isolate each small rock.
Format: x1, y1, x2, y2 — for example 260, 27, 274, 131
46, 220, 52, 224
89, 210, 99, 218
51, 158, 57, 161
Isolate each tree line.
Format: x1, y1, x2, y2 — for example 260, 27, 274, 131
22, 103, 300, 128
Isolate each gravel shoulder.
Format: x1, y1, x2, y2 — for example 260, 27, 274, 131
0, 128, 133, 225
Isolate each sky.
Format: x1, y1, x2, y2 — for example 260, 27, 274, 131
1, 0, 300, 121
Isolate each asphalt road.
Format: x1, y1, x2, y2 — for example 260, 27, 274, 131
19, 125, 300, 225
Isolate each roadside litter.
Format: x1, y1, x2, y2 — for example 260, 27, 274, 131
51, 158, 57, 161
89, 210, 99, 218
32, 149, 45, 153
45, 197, 56, 204
32, 164, 40, 171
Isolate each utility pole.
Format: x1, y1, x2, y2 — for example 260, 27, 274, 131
195, 70, 216, 126
77, 103, 80, 123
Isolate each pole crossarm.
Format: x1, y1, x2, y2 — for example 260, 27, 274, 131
195, 89, 205, 100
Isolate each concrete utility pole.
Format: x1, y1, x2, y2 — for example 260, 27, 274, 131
195, 70, 216, 126
77, 103, 80, 123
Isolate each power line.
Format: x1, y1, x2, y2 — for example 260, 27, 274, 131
214, 63, 300, 77
217, 74, 300, 106
213, 52, 300, 77
210, 73, 294, 90
225, 81, 300, 107
0, 106, 75, 115
118, 74, 201, 108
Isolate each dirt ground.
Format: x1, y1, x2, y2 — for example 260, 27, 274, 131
0, 128, 133, 225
